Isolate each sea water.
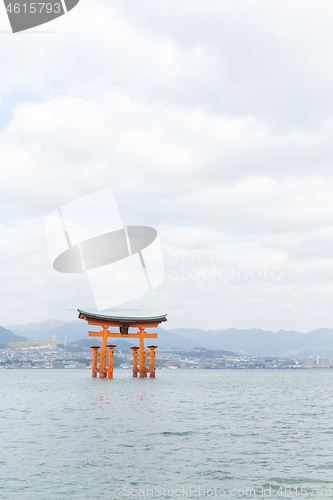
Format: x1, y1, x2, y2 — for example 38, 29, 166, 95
1, 369, 333, 500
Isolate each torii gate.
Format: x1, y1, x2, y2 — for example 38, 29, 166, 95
78, 310, 167, 378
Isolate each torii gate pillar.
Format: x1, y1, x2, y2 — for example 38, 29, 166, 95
131, 347, 139, 377
107, 345, 116, 378
90, 346, 99, 378
139, 327, 147, 377
148, 346, 157, 378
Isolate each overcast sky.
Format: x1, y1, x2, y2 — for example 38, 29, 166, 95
1, 0, 333, 331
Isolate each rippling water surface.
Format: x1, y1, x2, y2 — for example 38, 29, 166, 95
2, 369, 333, 499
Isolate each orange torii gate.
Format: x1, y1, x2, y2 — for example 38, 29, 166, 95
78, 310, 167, 378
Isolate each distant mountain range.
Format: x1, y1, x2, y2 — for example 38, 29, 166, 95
6, 320, 91, 344
0, 326, 29, 344
3, 321, 199, 350
7, 319, 67, 332
3, 320, 333, 359
168, 327, 333, 359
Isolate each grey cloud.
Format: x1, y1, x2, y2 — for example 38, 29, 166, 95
1, 0, 333, 329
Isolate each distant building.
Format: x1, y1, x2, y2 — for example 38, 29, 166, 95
316, 356, 330, 367
64, 363, 86, 369
302, 357, 314, 368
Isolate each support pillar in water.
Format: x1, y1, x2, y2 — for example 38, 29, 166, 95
90, 346, 100, 378
147, 346, 157, 378
107, 345, 116, 378
99, 326, 109, 378
131, 347, 139, 377
139, 328, 147, 378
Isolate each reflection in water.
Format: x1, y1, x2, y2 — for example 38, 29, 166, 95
134, 390, 148, 407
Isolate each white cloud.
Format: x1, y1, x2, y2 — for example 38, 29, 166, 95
1, 1, 333, 330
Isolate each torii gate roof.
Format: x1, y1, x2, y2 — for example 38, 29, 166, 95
78, 309, 167, 325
